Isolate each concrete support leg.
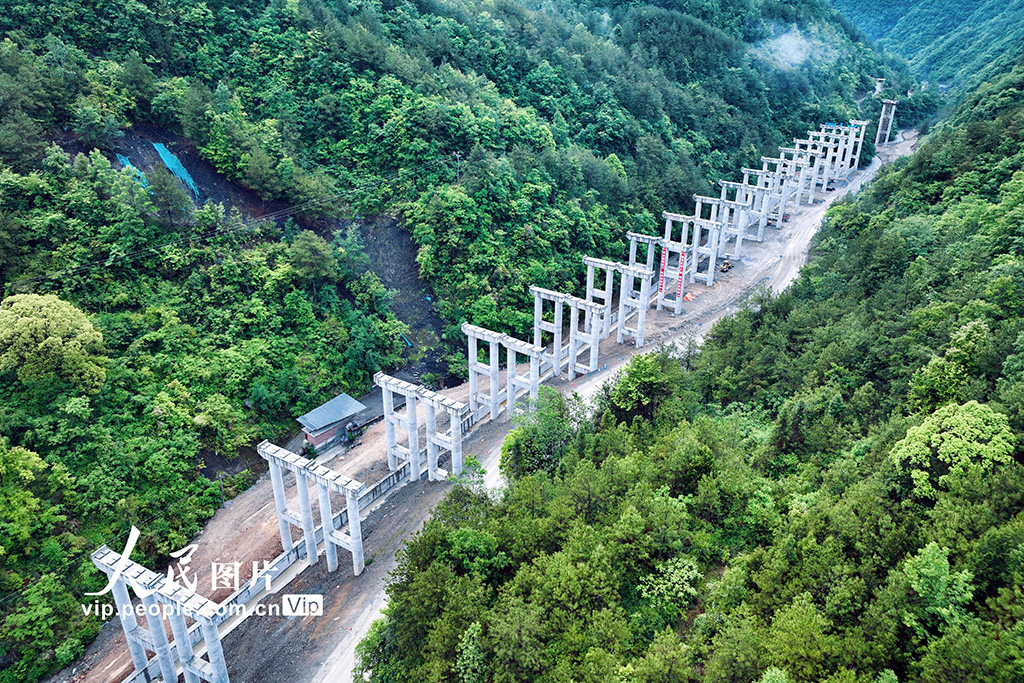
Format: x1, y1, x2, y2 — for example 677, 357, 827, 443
407, 396, 420, 481
269, 461, 293, 552
637, 275, 651, 347
425, 403, 438, 481
168, 607, 200, 683
296, 471, 318, 562
346, 489, 364, 575
450, 410, 464, 476
505, 347, 517, 415
532, 294, 543, 349
316, 482, 338, 573
553, 302, 563, 376
111, 578, 148, 673
382, 388, 397, 471
603, 269, 614, 339
200, 617, 229, 683
706, 229, 719, 287
467, 335, 478, 415
567, 305, 580, 380
735, 214, 746, 258
689, 227, 701, 285
616, 273, 630, 344
529, 354, 539, 401
488, 341, 500, 421
587, 311, 599, 371
585, 264, 598, 329
141, 593, 177, 683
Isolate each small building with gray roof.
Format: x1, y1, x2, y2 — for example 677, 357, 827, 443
297, 393, 368, 450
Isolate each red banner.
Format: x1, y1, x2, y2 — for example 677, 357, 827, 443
658, 247, 668, 293
676, 251, 686, 298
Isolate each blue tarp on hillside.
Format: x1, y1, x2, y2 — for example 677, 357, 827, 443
116, 153, 149, 188
152, 142, 199, 199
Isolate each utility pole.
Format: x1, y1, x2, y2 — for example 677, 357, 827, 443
454, 151, 462, 185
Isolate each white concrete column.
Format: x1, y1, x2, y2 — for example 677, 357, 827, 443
449, 409, 464, 475
111, 578, 148, 673
637, 274, 651, 347
488, 341, 500, 421
689, 225, 701, 285
532, 293, 543, 349
407, 395, 420, 480
141, 594, 177, 683
851, 121, 867, 170
467, 334, 478, 414
424, 402, 438, 481
587, 310, 599, 371
779, 178, 790, 223
567, 304, 580, 380
346, 488, 364, 575
200, 617, 230, 683
316, 482, 338, 573
603, 268, 614, 338
269, 461, 293, 552
529, 353, 539, 401
616, 271, 630, 344
505, 346, 517, 415
706, 226, 719, 286
168, 606, 200, 683
296, 471, 318, 562
553, 301, 563, 376
795, 165, 807, 205
382, 388, 398, 471
735, 212, 747, 258
757, 195, 768, 241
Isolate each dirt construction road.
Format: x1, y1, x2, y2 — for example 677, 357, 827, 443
52, 132, 916, 683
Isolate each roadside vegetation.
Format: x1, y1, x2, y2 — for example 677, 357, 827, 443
356, 62, 1024, 683
0, 0, 941, 678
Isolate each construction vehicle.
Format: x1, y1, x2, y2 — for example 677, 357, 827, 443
719, 260, 733, 273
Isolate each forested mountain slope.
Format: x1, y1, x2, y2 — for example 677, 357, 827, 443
356, 62, 1024, 683
0, 0, 921, 679
829, 0, 1024, 91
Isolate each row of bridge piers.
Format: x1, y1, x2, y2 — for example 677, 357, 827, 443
90, 118, 868, 683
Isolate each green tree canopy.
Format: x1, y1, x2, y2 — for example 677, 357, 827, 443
0, 294, 107, 393
890, 401, 1015, 500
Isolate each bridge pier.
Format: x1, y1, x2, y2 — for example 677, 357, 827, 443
91, 544, 231, 683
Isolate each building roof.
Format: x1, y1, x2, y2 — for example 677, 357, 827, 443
297, 393, 367, 436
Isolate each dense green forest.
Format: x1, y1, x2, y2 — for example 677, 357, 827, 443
828, 0, 1024, 92
355, 60, 1024, 682
0, 0, 933, 679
